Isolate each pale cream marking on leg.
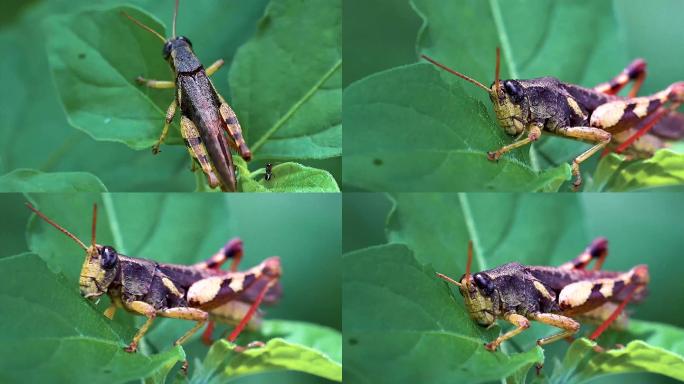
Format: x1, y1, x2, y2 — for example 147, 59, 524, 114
188, 276, 223, 305
591, 102, 626, 128
559, 280, 593, 308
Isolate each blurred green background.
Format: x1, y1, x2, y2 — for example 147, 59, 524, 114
0, 193, 341, 383
344, 192, 684, 384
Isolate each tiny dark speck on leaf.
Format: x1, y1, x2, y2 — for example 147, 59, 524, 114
78, 53, 86, 59
102, 369, 111, 374
373, 158, 383, 166
348, 338, 359, 345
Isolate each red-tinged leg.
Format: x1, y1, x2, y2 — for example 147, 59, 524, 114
202, 320, 216, 345
194, 238, 244, 271
589, 287, 636, 341
228, 278, 278, 343
593, 59, 647, 97
559, 237, 608, 271
613, 102, 682, 155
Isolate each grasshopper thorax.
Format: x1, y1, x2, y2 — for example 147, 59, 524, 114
489, 80, 527, 136
163, 36, 201, 73
79, 245, 120, 299
458, 272, 498, 327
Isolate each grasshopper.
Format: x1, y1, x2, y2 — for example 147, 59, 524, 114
436, 239, 649, 351
422, 49, 684, 190
123, 0, 252, 192
26, 203, 281, 354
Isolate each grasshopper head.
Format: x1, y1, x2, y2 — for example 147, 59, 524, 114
436, 241, 497, 327
123, 1, 201, 73
26, 202, 119, 301
421, 48, 527, 136
458, 272, 497, 326
79, 245, 120, 300
489, 80, 526, 136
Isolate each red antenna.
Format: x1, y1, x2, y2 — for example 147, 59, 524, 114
494, 47, 501, 98
435, 241, 474, 288
91, 204, 98, 248
464, 240, 473, 288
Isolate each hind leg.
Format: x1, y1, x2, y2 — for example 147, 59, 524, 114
559, 237, 608, 271
180, 115, 220, 189
593, 59, 646, 98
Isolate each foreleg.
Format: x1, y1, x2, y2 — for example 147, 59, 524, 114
487, 123, 542, 161
122, 301, 157, 352
485, 313, 530, 351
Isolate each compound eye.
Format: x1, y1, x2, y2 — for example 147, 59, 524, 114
162, 42, 172, 59
473, 273, 495, 295
179, 36, 192, 47
504, 80, 523, 103
99, 246, 118, 269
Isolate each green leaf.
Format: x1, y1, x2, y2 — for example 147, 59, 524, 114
229, 0, 342, 161
587, 150, 684, 192
192, 321, 342, 383
0, 253, 185, 384
551, 320, 684, 383
0, 168, 107, 192
343, 244, 544, 384
343, 64, 570, 191
46, 5, 173, 150
257, 320, 343, 364
235, 158, 340, 192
